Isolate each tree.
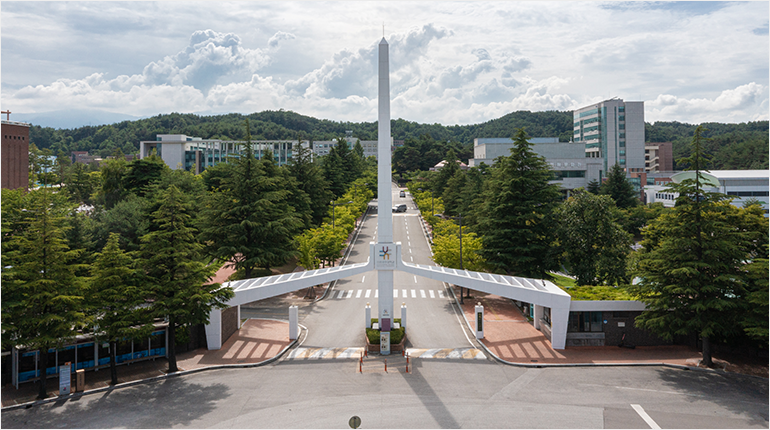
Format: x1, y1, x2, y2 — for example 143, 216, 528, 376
600, 163, 639, 208
476, 128, 562, 278
96, 157, 129, 209
557, 190, 632, 286
629, 126, 759, 367
432, 219, 487, 272
65, 162, 99, 206
123, 155, 169, 197
1, 189, 86, 399
139, 185, 233, 373
199, 120, 303, 279
586, 179, 601, 194
89, 233, 154, 385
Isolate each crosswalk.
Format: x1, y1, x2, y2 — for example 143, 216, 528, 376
284, 347, 486, 361
331, 289, 445, 300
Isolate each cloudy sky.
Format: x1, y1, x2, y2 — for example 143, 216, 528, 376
2, 1, 768, 128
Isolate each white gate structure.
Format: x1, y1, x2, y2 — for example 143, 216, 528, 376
204, 37, 573, 351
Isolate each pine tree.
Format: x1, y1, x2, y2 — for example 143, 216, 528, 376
629, 126, 756, 367
1, 189, 86, 399
476, 128, 561, 278
140, 185, 233, 373
89, 233, 153, 385
600, 163, 639, 208
199, 120, 302, 279
287, 141, 331, 228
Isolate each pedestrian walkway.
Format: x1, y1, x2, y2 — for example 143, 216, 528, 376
285, 347, 364, 360
1, 319, 291, 408
453, 286, 703, 366
406, 348, 486, 360
331, 288, 447, 300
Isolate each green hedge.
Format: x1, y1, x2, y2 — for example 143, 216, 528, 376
366, 318, 404, 344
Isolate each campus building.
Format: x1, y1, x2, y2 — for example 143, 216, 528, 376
645, 170, 770, 213
645, 142, 674, 172
2, 119, 30, 191
573, 98, 646, 177
139, 134, 308, 174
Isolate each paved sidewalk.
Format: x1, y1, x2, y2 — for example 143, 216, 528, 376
1, 319, 291, 408
453, 286, 703, 366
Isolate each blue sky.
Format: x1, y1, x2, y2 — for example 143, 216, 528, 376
2, 1, 768, 127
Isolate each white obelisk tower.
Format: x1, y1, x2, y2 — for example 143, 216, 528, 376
376, 37, 394, 352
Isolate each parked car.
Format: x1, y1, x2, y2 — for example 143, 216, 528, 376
392, 204, 407, 213
399, 190, 406, 198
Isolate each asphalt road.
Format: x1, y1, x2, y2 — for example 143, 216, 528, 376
297, 183, 474, 349
3, 184, 767, 428
3, 361, 766, 428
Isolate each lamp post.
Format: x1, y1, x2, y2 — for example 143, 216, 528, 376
418, 188, 434, 215
442, 212, 470, 304
331, 200, 354, 229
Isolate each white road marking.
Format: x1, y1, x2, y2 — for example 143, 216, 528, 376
414, 275, 418, 283
409, 249, 412, 253
438, 291, 444, 298
631, 404, 660, 429
402, 289, 407, 297
420, 290, 426, 298
375, 290, 378, 298
365, 289, 371, 298
361, 275, 365, 283
356, 289, 363, 298
411, 289, 416, 298
410, 256, 414, 262
337, 290, 344, 299
346, 290, 353, 299
429, 290, 435, 298
408, 242, 411, 247
394, 289, 398, 298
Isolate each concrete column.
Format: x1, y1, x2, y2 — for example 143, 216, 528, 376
550, 307, 570, 350
534, 304, 544, 330
204, 308, 223, 350
289, 306, 298, 340
365, 303, 371, 328
237, 305, 241, 328
474, 303, 484, 339
400, 303, 407, 329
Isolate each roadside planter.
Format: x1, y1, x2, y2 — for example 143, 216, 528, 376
365, 318, 406, 354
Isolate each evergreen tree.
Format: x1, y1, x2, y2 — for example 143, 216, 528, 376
476, 128, 561, 278
199, 120, 303, 279
600, 163, 640, 208
586, 179, 601, 194
89, 233, 154, 385
557, 190, 632, 285
431, 149, 461, 197
442, 169, 467, 217
629, 126, 758, 366
1, 189, 86, 399
140, 185, 233, 373
288, 142, 332, 227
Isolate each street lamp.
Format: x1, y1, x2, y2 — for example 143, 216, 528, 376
418, 188, 434, 215
331, 200, 354, 229
441, 212, 471, 304
352, 183, 369, 200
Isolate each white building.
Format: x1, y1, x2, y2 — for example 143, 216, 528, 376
139, 134, 308, 174
573, 98, 646, 177
645, 170, 769, 214
312, 136, 382, 159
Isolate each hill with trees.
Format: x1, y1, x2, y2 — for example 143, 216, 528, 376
27, 110, 768, 170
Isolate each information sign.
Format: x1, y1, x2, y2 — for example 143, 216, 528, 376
59, 362, 71, 395
380, 332, 390, 355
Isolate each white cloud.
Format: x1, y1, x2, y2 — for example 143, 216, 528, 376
268, 31, 296, 49
647, 83, 769, 123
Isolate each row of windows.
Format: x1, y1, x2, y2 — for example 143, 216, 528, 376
552, 170, 586, 180
618, 106, 625, 112
656, 193, 676, 200
618, 115, 625, 121
583, 125, 601, 133
619, 124, 625, 130
728, 191, 769, 197
4, 135, 26, 140
578, 108, 600, 119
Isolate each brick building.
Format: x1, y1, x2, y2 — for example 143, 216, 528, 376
2, 119, 31, 191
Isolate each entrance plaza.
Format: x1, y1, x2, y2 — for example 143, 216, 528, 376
3, 290, 703, 408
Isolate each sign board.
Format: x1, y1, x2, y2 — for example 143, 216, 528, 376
380, 332, 390, 355
374, 243, 396, 270
474, 304, 484, 339
59, 362, 71, 395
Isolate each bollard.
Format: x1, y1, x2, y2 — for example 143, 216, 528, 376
385, 359, 387, 373
406, 353, 409, 373
359, 356, 362, 373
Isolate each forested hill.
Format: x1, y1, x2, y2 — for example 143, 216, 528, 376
28, 110, 768, 170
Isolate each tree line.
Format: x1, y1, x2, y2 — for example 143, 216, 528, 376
1, 120, 376, 399
406, 127, 768, 366
27, 110, 768, 170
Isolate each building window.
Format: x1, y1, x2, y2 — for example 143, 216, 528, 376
619, 159, 626, 165
619, 133, 626, 138
568, 311, 603, 332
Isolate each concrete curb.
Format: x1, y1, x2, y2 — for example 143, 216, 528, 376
1, 319, 304, 413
